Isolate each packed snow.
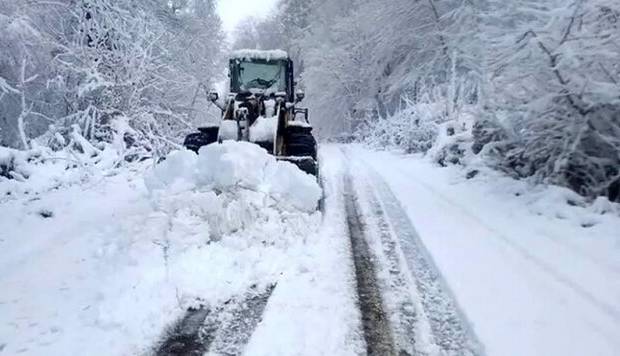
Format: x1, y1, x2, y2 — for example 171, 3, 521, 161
218, 120, 239, 141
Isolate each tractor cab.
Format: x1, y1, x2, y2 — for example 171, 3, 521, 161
229, 52, 295, 102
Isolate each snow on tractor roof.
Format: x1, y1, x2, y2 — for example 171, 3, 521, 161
231, 49, 289, 61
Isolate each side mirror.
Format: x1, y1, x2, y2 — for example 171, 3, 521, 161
295, 89, 305, 102
207, 90, 219, 102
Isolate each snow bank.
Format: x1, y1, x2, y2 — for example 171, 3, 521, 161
146, 141, 321, 212
143, 150, 198, 192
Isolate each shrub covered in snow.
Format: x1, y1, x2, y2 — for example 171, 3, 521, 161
0, 124, 145, 199
504, 104, 620, 202
0, 1, 224, 151
0, 147, 17, 179
468, 105, 620, 203
428, 121, 472, 167
250, 0, 620, 204
357, 96, 620, 203
356, 102, 442, 154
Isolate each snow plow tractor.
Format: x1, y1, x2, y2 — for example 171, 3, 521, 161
184, 50, 318, 177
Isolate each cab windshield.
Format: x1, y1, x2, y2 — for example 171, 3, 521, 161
232, 60, 287, 93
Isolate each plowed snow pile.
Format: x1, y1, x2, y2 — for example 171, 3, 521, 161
0, 141, 322, 356
146, 141, 321, 213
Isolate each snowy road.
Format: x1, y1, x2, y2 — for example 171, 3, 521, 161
334, 146, 482, 356
1, 143, 619, 356
339, 145, 620, 356
343, 172, 396, 356
335, 147, 480, 356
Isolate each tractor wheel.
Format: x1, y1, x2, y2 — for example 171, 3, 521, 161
183, 127, 219, 153
284, 126, 317, 159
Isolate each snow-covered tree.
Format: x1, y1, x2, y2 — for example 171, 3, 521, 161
480, 0, 620, 199
247, 0, 619, 200
0, 0, 225, 156
0, 1, 63, 149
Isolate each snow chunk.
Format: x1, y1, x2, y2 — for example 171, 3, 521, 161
265, 160, 322, 213
264, 98, 276, 117
144, 150, 197, 192
195, 141, 274, 189
219, 120, 238, 141
591, 196, 618, 215
146, 141, 321, 212
250, 116, 277, 143
231, 49, 289, 61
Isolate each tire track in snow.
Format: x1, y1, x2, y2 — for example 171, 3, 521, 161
363, 167, 483, 356
344, 159, 483, 355
343, 146, 482, 356
208, 284, 276, 355
155, 306, 212, 356
344, 174, 397, 356
369, 161, 620, 325
359, 183, 418, 356
155, 284, 275, 356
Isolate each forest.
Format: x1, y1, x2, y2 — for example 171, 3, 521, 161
2, 0, 620, 201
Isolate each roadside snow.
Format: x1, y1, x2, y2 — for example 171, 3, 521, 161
0, 142, 328, 356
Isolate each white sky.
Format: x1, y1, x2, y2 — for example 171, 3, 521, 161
217, 0, 279, 34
